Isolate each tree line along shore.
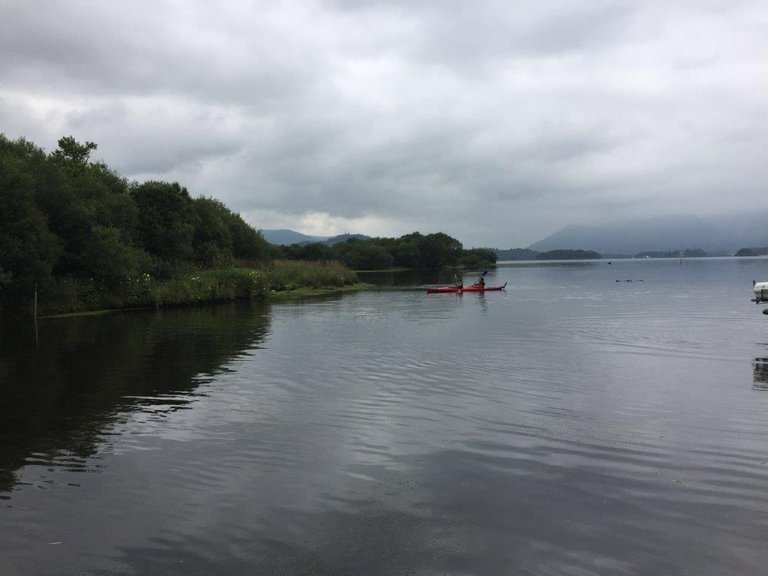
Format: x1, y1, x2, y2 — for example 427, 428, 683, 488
0, 134, 496, 318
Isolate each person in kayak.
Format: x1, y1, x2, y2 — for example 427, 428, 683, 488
473, 277, 485, 288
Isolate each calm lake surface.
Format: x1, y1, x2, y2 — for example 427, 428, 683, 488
2, 258, 768, 575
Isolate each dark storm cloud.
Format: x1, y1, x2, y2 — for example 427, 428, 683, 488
1, 0, 766, 246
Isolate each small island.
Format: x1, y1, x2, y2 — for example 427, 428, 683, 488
735, 247, 768, 257
538, 249, 602, 260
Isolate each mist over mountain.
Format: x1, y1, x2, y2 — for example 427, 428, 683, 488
527, 213, 768, 255
261, 229, 323, 245
265, 212, 768, 255
262, 229, 370, 246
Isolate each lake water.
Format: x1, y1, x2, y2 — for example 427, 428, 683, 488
2, 258, 768, 575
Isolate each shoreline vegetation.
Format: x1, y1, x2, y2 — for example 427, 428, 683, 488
497, 247, 764, 260
0, 134, 495, 319
40, 262, 369, 318
5, 133, 761, 319
5, 133, 760, 320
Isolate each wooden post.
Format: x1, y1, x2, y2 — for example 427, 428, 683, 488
34, 283, 39, 348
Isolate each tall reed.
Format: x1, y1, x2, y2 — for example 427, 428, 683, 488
36, 261, 360, 315
267, 260, 358, 291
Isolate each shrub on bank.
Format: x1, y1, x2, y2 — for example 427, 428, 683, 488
267, 260, 358, 291
152, 268, 270, 306
32, 261, 359, 316
37, 274, 155, 315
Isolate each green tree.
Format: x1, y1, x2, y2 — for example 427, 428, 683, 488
390, 236, 421, 268
82, 226, 149, 286
226, 212, 269, 262
282, 242, 334, 262
332, 239, 393, 270
193, 197, 234, 267
0, 133, 275, 315
40, 137, 138, 278
420, 232, 463, 268
460, 248, 497, 268
50, 136, 98, 176
131, 181, 196, 265
0, 135, 62, 310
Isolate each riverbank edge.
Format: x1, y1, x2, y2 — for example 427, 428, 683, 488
268, 282, 375, 302
38, 282, 377, 319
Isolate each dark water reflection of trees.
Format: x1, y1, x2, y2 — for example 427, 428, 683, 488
753, 357, 768, 391
0, 303, 270, 492
359, 268, 480, 287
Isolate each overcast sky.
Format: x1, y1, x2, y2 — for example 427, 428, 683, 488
1, 0, 766, 247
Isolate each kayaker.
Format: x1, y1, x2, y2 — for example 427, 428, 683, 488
474, 277, 485, 288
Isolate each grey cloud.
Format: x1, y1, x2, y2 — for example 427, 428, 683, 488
1, 0, 767, 247
326, 0, 638, 65
0, 1, 324, 109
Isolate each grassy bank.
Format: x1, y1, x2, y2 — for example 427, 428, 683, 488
35, 260, 362, 317
269, 282, 373, 302
266, 260, 358, 291
267, 260, 368, 301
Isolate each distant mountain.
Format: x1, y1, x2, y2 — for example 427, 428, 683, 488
527, 213, 768, 255
261, 229, 324, 245
262, 229, 370, 246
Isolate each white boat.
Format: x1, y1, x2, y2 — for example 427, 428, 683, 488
752, 281, 768, 303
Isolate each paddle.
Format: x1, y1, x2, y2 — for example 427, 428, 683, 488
473, 270, 488, 287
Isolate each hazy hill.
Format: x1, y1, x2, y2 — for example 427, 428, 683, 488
527, 213, 768, 255
261, 229, 323, 245
262, 229, 370, 246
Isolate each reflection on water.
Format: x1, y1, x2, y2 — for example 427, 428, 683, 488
753, 357, 768, 391
498, 259, 602, 268
359, 268, 462, 287
0, 303, 270, 493
2, 259, 768, 575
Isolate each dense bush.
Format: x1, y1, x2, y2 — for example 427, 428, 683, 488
0, 134, 272, 316
267, 260, 358, 291
152, 268, 270, 307
539, 249, 602, 260
460, 248, 497, 268
33, 262, 358, 316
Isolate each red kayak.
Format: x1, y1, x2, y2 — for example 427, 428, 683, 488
426, 285, 463, 294
426, 283, 506, 294
460, 283, 506, 293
